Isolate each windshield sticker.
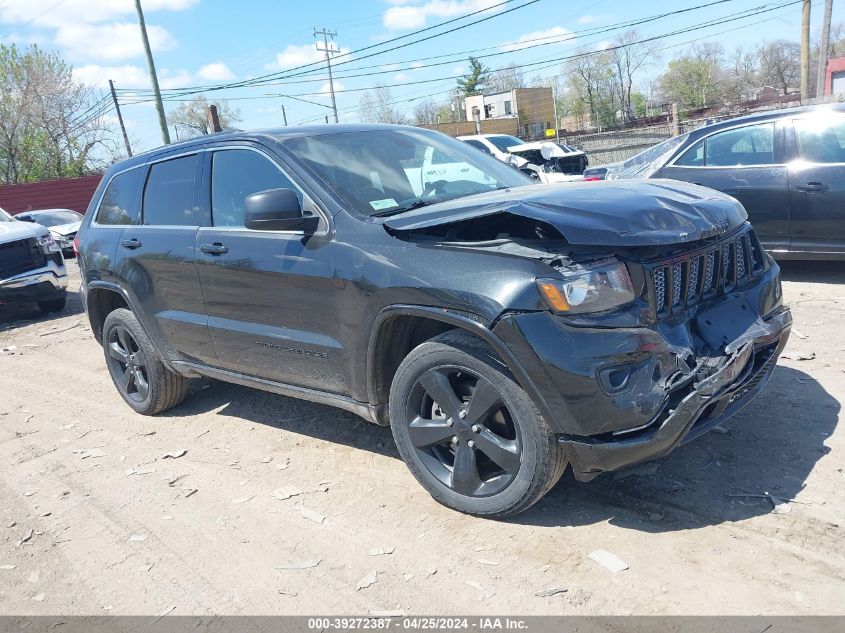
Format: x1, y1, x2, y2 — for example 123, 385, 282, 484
369, 198, 398, 210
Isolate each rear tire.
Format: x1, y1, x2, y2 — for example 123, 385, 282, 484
389, 330, 566, 518
102, 308, 188, 415
38, 297, 66, 314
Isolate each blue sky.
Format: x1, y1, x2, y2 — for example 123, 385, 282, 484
0, 0, 819, 152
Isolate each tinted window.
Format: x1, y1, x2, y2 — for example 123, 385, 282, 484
486, 135, 524, 152
463, 139, 491, 154
97, 167, 144, 225
675, 139, 705, 166
143, 155, 200, 226
25, 210, 83, 228
794, 117, 845, 164
704, 123, 774, 167
211, 149, 300, 227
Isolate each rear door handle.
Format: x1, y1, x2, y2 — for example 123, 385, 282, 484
200, 242, 228, 255
120, 238, 142, 250
797, 181, 828, 193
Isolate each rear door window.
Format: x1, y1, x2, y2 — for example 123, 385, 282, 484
96, 167, 144, 225
142, 154, 202, 226
794, 117, 845, 163
674, 124, 775, 167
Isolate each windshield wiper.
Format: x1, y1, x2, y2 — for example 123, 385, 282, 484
370, 199, 432, 218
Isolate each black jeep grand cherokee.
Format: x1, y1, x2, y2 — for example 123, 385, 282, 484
77, 125, 791, 517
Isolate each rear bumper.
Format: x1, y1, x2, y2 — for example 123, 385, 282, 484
561, 307, 791, 480
0, 263, 68, 304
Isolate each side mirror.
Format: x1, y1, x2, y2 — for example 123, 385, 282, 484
244, 188, 319, 233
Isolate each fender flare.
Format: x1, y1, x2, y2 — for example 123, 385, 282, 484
366, 304, 556, 428
85, 280, 182, 374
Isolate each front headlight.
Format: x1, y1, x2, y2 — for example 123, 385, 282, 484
537, 260, 636, 314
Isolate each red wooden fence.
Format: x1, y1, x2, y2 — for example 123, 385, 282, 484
0, 175, 103, 216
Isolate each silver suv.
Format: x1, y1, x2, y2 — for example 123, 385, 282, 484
0, 207, 68, 314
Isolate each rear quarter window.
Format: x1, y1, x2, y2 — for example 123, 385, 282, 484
96, 167, 144, 225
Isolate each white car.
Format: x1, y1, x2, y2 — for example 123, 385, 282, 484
14, 208, 83, 257
458, 134, 588, 184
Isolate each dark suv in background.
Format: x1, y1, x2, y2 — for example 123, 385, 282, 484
583, 104, 845, 260
77, 125, 790, 517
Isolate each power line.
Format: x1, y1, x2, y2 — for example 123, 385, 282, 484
117, 0, 540, 100
0, 0, 69, 39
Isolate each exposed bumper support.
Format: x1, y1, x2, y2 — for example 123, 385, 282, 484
0, 266, 68, 303
561, 308, 792, 481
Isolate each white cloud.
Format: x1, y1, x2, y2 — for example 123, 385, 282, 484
73, 64, 150, 89
578, 14, 604, 25
382, 0, 502, 31
394, 72, 411, 82
55, 22, 175, 61
266, 42, 347, 70
500, 26, 572, 52
0, 0, 197, 28
452, 64, 466, 76
197, 62, 235, 81
318, 80, 345, 96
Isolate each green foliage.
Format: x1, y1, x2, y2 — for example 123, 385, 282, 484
0, 43, 114, 184
456, 57, 490, 97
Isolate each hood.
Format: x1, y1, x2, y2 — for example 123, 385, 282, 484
384, 179, 747, 247
0, 220, 48, 243
48, 221, 81, 237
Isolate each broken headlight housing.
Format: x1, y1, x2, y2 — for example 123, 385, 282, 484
36, 233, 61, 254
537, 260, 635, 314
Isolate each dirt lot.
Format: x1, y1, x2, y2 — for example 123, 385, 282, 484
0, 260, 843, 616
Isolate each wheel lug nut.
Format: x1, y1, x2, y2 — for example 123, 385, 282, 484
446, 418, 453, 426
468, 440, 476, 448
472, 424, 481, 433
458, 410, 468, 419
452, 436, 459, 444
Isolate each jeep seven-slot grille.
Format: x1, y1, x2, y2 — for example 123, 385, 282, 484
646, 227, 765, 318
0, 237, 46, 279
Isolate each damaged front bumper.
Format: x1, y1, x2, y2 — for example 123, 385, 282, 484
561, 307, 790, 480
0, 261, 68, 304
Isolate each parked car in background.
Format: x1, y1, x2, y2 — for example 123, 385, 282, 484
459, 134, 588, 182
583, 104, 845, 260
15, 208, 83, 257
76, 124, 789, 518
0, 207, 68, 313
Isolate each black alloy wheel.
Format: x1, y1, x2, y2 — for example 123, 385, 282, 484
106, 324, 150, 403
406, 366, 521, 497
389, 330, 567, 518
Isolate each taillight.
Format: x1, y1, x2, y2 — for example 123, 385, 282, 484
583, 176, 603, 181
73, 237, 80, 257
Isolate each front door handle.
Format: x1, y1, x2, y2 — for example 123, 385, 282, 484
797, 181, 828, 193
120, 238, 142, 250
200, 242, 228, 255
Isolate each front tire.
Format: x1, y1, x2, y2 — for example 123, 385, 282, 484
102, 308, 188, 415
389, 331, 566, 518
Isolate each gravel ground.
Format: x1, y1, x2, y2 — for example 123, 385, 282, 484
0, 260, 843, 616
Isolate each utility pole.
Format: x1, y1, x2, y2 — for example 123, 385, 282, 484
552, 81, 560, 142
281, 104, 288, 126
314, 27, 339, 123
817, 0, 834, 98
134, 0, 170, 144
800, 0, 811, 102
108, 79, 132, 157
207, 104, 222, 133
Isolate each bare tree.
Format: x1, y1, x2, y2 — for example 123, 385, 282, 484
727, 46, 758, 101
167, 95, 241, 138
608, 29, 658, 122
0, 44, 117, 183
358, 84, 409, 125
412, 98, 441, 126
565, 49, 617, 127
487, 63, 525, 93
757, 40, 800, 95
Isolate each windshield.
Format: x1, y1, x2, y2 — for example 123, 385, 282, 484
284, 128, 533, 217
22, 210, 82, 227
0, 208, 11, 222
486, 135, 525, 153
607, 133, 690, 180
